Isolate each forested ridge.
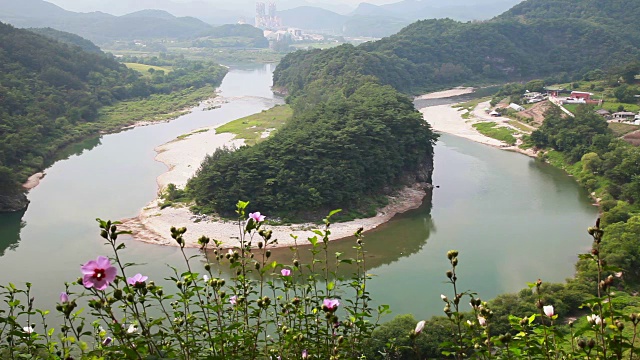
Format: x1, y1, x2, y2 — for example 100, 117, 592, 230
0, 22, 226, 206
188, 83, 436, 218
274, 0, 640, 95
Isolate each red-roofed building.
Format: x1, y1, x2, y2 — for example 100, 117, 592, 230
570, 91, 593, 100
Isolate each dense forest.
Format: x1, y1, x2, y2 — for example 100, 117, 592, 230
27, 27, 103, 54
187, 82, 436, 218
0, 22, 227, 208
274, 0, 640, 95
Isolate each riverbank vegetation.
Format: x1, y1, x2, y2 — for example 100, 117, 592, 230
0, 22, 227, 201
472, 122, 518, 145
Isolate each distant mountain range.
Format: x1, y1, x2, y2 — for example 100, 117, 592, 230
275, 0, 640, 95
279, 0, 522, 37
0, 0, 267, 45
0, 0, 528, 41
351, 0, 522, 21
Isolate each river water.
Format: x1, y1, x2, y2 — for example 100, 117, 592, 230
0, 64, 597, 321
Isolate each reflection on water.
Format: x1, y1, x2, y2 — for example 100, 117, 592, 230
209, 191, 435, 279
0, 210, 25, 257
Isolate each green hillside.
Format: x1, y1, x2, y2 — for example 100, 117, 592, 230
0, 22, 227, 208
27, 27, 103, 53
274, 0, 640, 94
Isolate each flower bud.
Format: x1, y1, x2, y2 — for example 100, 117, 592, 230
447, 250, 458, 260
294, 259, 299, 267
114, 289, 123, 300
204, 263, 211, 271
446, 270, 453, 279
266, 250, 271, 258
520, 317, 528, 326
577, 339, 586, 349
587, 339, 595, 349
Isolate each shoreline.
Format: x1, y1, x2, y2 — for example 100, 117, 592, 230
20, 91, 223, 192
120, 182, 429, 249
419, 101, 537, 158
121, 88, 499, 248
119, 113, 430, 248
414, 87, 474, 100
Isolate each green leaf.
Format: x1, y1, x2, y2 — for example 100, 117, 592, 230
328, 209, 342, 217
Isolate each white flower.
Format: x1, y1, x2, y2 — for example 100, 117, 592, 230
127, 324, 138, 334
588, 314, 602, 326
543, 305, 554, 317
203, 274, 210, 282
414, 320, 426, 335
23, 326, 34, 334
440, 294, 448, 301
467, 320, 473, 327
593, 314, 602, 326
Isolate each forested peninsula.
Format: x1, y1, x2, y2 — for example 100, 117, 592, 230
0, 22, 227, 211
187, 81, 437, 219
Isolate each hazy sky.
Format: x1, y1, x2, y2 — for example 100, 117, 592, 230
40, 0, 406, 18
45, 0, 401, 11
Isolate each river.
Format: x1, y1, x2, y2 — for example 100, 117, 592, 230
0, 63, 597, 322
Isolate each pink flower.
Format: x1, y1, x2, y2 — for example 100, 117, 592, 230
60, 292, 69, 303
302, 349, 308, 359
323, 298, 340, 311
281, 269, 291, 276
127, 273, 148, 286
230, 295, 237, 305
478, 316, 487, 327
543, 305, 554, 317
81, 256, 117, 290
249, 212, 266, 223
415, 320, 426, 334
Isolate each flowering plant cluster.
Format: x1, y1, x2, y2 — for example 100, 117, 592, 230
420, 218, 640, 359
3, 201, 640, 359
0, 201, 387, 359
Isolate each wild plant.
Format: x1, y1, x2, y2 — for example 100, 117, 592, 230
0, 200, 389, 359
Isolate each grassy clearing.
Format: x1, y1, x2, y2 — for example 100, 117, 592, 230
177, 129, 210, 140
562, 103, 580, 113
216, 105, 293, 145
98, 86, 215, 131
472, 121, 518, 145
123, 62, 173, 76
453, 97, 490, 119
600, 101, 640, 113
609, 122, 640, 137
453, 97, 491, 112
507, 120, 535, 132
